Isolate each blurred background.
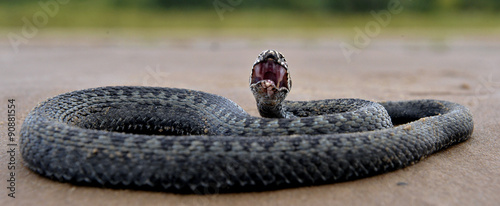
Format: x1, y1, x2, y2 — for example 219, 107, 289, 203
1, 0, 499, 40
1, 0, 499, 95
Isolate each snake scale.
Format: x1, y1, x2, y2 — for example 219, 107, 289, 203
20, 50, 474, 193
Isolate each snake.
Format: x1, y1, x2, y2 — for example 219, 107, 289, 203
20, 50, 474, 194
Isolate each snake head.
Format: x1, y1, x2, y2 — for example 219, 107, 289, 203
250, 50, 291, 112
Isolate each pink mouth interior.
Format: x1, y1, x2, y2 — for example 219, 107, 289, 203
251, 60, 288, 89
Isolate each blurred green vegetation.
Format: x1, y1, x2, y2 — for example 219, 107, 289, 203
3, 0, 500, 13
0, 0, 499, 37
3, 0, 500, 12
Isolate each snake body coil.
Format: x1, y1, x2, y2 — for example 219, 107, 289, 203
20, 51, 473, 193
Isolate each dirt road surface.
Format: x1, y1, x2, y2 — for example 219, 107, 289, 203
1, 37, 499, 205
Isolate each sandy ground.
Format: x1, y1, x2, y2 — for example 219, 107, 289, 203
0, 37, 499, 206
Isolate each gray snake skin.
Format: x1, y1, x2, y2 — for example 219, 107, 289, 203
20, 50, 474, 193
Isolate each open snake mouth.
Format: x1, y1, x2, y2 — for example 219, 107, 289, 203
251, 59, 289, 90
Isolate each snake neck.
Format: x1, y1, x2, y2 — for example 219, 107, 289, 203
257, 102, 292, 118
250, 78, 292, 118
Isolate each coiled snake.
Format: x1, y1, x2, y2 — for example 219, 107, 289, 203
20, 50, 473, 193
